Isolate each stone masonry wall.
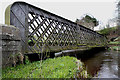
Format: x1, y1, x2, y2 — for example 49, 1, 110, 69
1, 24, 22, 68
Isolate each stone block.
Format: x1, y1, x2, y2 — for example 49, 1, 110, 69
0, 24, 22, 68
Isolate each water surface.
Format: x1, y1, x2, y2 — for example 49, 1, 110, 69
79, 50, 119, 78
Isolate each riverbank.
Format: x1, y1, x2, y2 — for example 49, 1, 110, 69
2, 56, 91, 78
97, 27, 120, 51
108, 37, 120, 51
109, 46, 120, 51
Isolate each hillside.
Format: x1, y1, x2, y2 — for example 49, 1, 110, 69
98, 26, 120, 51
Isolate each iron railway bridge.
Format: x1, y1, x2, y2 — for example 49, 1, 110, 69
5, 2, 107, 58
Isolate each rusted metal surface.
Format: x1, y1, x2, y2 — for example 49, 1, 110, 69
5, 1, 107, 54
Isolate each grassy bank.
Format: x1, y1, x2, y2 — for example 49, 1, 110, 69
109, 41, 120, 45
109, 46, 120, 51
108, 41, 120, 51
97, 27, 120, 51
108, 36, 120, 51
98, 27, 117, 36
2, 56, 90, 78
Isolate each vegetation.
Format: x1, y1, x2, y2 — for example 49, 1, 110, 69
98, 27, 117, 36
117, 1, 120, 35
98, 26, 120, 51
84, 15, 99, 26
109, 41, 120, 45
76, 14, 99, 30
108, 36, 120, 51
109, 46, 120, 51
2, 56, 90, 78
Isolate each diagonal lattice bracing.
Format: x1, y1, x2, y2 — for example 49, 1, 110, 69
5, 2, 107, 54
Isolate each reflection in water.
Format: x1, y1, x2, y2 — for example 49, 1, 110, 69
79, 50, 119, 78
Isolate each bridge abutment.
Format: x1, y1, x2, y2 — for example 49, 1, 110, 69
1, 24, 22, 68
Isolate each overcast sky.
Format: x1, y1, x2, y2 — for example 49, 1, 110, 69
0, 0, 117, 30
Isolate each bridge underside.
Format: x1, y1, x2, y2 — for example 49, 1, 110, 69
5, 2, 107, 55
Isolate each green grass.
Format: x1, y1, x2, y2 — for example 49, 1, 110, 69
98, 27, 117, 35
2, 56, 90, 78
108, 46, 120, 51
109, 41, 120, 45
110, 46, 120, 51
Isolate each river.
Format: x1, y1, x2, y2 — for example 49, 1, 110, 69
78, 50, 119, 78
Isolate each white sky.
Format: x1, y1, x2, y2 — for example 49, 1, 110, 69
0, 0, 117, 30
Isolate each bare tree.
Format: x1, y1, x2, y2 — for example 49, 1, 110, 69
117, 0, 120, 35
107, 18, 117, 28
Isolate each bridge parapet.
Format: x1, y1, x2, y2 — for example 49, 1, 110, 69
5, 1, 107, 54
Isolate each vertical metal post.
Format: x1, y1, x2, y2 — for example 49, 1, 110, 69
25, 5, 29, 53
